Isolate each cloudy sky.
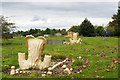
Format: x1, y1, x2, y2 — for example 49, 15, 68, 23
1, 0, 119, 31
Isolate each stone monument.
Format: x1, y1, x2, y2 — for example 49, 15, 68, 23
18, 35, 52, 70
69, 33, 82, 44
47, 39, 63, 44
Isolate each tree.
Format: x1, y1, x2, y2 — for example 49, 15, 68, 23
79, 18, 95, 36
60, 29, 67, 35
50, 29, 59, 35
118, 5, 120, 37
45, 28, 51, 34
0, 15, 17, 39
68, 25, 79, 32
95, 26, 105, 36
22, 31, 29, 36
29, 28, 38, 35
107, 7, 120, 36
106, 26, 115, 36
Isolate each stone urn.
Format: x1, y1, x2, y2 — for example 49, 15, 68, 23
18, 35, 51, 70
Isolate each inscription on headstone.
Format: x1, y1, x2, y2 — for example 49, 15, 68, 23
47, 39, 64, 44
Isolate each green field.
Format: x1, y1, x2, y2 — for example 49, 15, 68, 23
1, 36, 119, 78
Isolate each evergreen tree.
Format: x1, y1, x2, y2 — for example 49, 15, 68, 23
45, 28, 51, 34
95, 26, 105, 36
61, 29, 67, 35
118, 4, 120, 37
107, 6, 120, 36
0, 16, 17, 39
79, 18, 95, 36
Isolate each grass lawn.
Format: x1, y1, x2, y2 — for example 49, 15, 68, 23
1, 36, 119, 78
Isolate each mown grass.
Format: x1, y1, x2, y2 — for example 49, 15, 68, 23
1, 36, 119, 78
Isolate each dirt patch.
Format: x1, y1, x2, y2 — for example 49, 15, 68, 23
3, 58, 89, 76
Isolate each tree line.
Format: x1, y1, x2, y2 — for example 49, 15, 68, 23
68, 18, 106, 37
13, 28, 67, 37
68, 7, 120, 37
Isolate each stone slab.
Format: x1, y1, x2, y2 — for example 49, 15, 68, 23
47, 39, 64, 44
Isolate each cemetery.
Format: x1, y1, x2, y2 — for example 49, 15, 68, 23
1, 1, 120, 79
1, 35, 119, 78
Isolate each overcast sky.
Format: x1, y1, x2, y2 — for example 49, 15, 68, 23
1, 0, 119, 31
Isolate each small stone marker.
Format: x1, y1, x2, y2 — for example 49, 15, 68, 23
48, 67, 53, 71
77, 72, 80, 73
64, 68, 71, 74
44, 71, 47, 74
62, 65, 66, 69
42, 74, 46, 76
70, 68, 73, 71
103, 38, 107, 41
15, 68, 20, 74
80, 70, 82, 73
27, 71, 31, 74
83, 65, 87, 68
10, 66, 15, 75
20, 71, 23, 73
23, 71, 26, 73
78, 56, 82, 59
47, 39, 64, 44
47, 71, 52, 75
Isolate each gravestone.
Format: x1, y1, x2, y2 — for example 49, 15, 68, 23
103, 38, 107, 41
47, 39, 64, 44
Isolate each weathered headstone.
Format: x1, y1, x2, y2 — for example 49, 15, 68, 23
47, 39, 63, 44
103, 38, 107, 41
